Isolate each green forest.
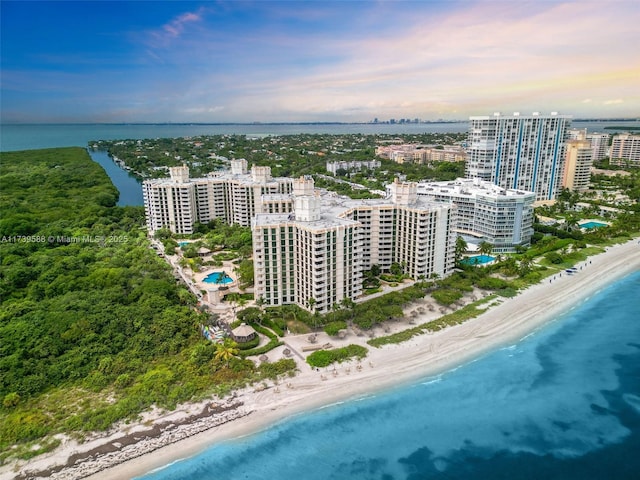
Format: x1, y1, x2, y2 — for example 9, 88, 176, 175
0, 148, 294, 462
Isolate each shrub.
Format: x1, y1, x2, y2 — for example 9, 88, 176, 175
306, 345, 368, 368
476, 277, 511, 290
324, 321, 347, 336
353, 317, 374, 330
236, 340, 284, 358
431, 289, 463, 305
114, 374, 132, 389
236, 323, 283, 357
262, 318, 285, 337
258, 359, 297, 380
496, 287, 518, 298
2, 392, 20, 408
235, 336, 260, 350
545, 252, 564, 264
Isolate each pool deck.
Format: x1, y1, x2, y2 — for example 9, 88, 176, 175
150, 237, 245, 319
194, 267, 238, 292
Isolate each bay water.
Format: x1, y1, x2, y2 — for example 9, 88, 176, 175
2, 121, 638, 209
1, 121, 638, 153
139, 271, 640, 480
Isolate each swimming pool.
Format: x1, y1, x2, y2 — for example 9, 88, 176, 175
203, 272, 233, 284
179, 241, 190, 247
461, 254, 495, 265
580, 221, 607, 229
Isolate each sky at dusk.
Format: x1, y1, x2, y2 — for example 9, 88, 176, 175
1, 0, 639, 123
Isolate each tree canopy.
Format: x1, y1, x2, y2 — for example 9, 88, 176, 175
0, 148, 295, 460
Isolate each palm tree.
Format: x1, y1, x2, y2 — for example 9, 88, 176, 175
255, 295, 266, 311
341, 297, 356, 326
478, 241, 493, 257
307, 297, 317, 329
331, 302, 340, 322
455, 236, 468, 264
215, 339, 239, 367
518, 257, 532, 277
217, 270, 231, 284
255, 295, 266, 325
226, 292, 241, 318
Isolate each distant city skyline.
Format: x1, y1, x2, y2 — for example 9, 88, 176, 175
1, 0, 639, 124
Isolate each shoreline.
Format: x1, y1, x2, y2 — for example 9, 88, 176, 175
5, 239, 640, 480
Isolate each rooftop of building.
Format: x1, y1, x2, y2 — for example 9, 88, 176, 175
469, 112, 572, 120
415, 178, 535, 199
143, 164, 293, 187
253, 185, 452, 231
253, 211, 360, 231
261, 193, 293, 201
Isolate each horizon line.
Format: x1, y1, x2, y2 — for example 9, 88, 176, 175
2, 117, 639, 127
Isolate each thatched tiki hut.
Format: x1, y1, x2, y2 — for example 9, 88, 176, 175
232, 323, 257, 343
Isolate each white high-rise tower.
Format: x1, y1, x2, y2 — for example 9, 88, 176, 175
466, 112, 572, 200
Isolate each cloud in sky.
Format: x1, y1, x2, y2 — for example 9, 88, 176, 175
147, 7, 207, 48
1, 0, 639, 123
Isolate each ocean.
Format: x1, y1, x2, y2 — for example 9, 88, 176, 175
139, 271, 640, 480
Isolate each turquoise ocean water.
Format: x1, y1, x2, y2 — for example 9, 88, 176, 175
139, 271, 640, 480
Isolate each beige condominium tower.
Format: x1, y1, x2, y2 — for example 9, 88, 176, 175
252, 178, 456, 313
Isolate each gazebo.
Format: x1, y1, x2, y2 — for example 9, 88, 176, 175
232, 323, 257, 343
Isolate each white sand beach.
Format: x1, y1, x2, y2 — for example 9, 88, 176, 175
5, 239, 640, 480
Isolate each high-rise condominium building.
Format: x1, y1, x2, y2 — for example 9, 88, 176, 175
143, 160, 293, 234
253, 179, 456, 313
610, 134, 640, 166
466, 112, 571, 201
568, 128, 587, 141
587, 133, 610, 162
567, 129, 609, 162
562, 140, 592, 193
413, 178, 535, 252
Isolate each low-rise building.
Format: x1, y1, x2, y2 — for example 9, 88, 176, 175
376, 144, 466, 163
326, 160, 381, 175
